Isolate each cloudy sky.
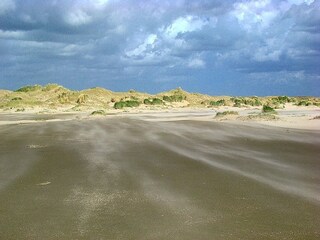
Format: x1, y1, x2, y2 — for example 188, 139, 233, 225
0, 0, 319, 95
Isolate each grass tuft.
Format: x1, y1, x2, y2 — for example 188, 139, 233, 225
163, 95, 185, 102
262, 105, 276, 113
215, 111, 238, 118
210, 99, 225, 107
11, 97, 23, 101
91, 110, 106, 115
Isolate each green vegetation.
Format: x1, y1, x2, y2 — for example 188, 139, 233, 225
230, 97, 262, 107
144, 98, 163, 105
272, 96, 293, 104
268, 96, 295, 108
210, 99, 225, 106
262, 105, 276, 113
216, 111, 239, 117
143, 99, 152, 105
91, 110, 106, 115
11, 97, 22, 101
230, 98, 241, 106
240, 113, 278, 121
163, 95, 185, 102
297, 100, 311, 106
120, 96, 139, 102
233, 102, 242, 108
42, 84, 63, 92
249, 98, 262, 106
15, 85, 42, 92
114, 100, 140, 109
313, 102, 320, 107
293, 97, 320, 107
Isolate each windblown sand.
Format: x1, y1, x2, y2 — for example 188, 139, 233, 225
0, 112, 319, 239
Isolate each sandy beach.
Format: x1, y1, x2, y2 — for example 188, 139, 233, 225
0, 110, 319, 239
1, 104, 319, 130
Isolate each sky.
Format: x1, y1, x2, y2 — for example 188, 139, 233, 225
0, 0, 319, 96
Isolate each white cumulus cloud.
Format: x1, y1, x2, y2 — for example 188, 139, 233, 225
188, 58, 206, 68
65, 9, 92, 26
232, 0, 278, 31
125, 34, 158, 58
164, 15, 209, 39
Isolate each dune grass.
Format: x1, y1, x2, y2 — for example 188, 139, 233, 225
262, 105, 276, 114
91, 110, 106, 115
163, 95, 185, 102
114, 100, 140, 109
144, 98, 164, 105
216, 111, 239, 117
210, 99, 225, 107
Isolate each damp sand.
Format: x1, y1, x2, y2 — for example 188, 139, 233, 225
0, 116, 319, 239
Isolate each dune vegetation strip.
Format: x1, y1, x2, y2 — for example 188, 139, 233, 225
238, 113, 279, 121
0, 84, 319, 114
215, 111, 239, 117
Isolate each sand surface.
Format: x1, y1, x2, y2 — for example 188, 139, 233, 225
1, 105, 319, 130
0, 112, 319, 239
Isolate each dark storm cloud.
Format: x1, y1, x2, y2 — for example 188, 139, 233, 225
0, 0, 319, 95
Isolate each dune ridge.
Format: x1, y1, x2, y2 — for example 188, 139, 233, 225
0, 84, 319, 113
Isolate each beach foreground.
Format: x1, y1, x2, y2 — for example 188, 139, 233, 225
0, 113, 319, 239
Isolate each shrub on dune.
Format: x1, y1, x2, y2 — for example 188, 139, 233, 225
144, 98, 163, 105
210, 99, 225, 107
114, 100, 140, 109
297, 101, 311, 106
163, 95, 184, 102
262, 105, 276, 113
